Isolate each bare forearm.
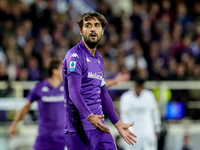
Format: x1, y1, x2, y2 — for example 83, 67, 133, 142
106, 73, 130, 87
105, 79, 117, 87
12, 101, 31, 125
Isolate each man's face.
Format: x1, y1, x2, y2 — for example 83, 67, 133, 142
80, 17, 104, 48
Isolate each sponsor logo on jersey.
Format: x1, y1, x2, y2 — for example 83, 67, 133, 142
41, 95, 64, 102
87, 72, 103, 80
70, 53, 79, 58
86, 57, 91, 62
69, 61, 76, 71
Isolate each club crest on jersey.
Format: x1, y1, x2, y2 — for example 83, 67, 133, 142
70, 53, 79, 58
69, 61, 76, 71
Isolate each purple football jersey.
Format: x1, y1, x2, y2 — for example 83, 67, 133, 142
62, 41, 106, 132
27, 80, 65, 136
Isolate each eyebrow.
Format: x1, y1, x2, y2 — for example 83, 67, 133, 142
85, 22, 92, 25
84, 22, 101, 25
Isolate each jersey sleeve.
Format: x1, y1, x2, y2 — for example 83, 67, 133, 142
149, 91, 158, 109
65, 51, 84, 76
119, 93, 131, 123
100, 85, 119, 124
67, 74, 92, 119
99, 56, 105, 87
149, 91, 161, 132
27, 84, 39, 103
63, 50, 92, 119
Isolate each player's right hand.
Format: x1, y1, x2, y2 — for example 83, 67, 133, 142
9, 124, 17, 138
87, 114, 111, 134
115, 120, 137, 145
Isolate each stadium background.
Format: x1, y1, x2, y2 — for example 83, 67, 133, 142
0, 0, 200, 149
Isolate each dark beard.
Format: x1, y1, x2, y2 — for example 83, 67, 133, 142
85, 40, 98, 49
83, 34, 102, 49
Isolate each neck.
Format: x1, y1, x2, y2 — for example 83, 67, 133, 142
82, 39, 97, 56
48, 76, 61, 88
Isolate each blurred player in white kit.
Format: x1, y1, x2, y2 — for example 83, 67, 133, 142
120, 78, 161, 150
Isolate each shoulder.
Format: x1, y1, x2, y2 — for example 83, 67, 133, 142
120, 90, 133, 106
97, 52, 103, 61
143, 89, 154, 96
142, 89, 156, 102
64, 44, 85, 63
98, 53, 103, 59
32, 80, 47, 90
121, 90, 132, 99
28, 80, 47, 96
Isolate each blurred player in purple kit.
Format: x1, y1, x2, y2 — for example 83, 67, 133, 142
62, 11, 137, 150
9, 58, 66, 150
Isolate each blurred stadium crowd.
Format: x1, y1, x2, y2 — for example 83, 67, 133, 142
1, 1, 200, 149
0, 0, 200, 83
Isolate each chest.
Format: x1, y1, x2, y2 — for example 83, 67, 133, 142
82, 56, 104, 86
126, 93, 151, 111
38, 86, 64, 103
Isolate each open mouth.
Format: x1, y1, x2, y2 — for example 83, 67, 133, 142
90, 33, 97, 38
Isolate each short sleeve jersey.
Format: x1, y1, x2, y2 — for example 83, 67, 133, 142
27, 80, 64, 136
62, 41, 106, 132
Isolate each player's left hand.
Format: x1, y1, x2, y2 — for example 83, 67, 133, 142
9, 123, 17, 138
88, 114, 111, 134
114, 120, 137, 145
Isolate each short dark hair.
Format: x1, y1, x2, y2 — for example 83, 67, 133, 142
135, 78, 145, 86
47, 58, 62, 77
77, 11, 108, 30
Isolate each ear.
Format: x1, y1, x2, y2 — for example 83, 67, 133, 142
80, 28, 83, 36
